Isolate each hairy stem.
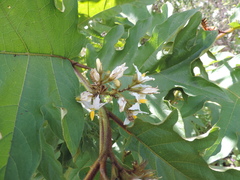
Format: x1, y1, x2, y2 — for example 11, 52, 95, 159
84, 107, 112, 179
84, 106, 135, 179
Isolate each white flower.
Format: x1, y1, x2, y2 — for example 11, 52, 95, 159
109, 63, 128, 80
79, 95, 106, 120
123, 110, 148, 125
128, 102, 148, 115
90, 68, 100, 82
133, 64, 155, 83
117, 96, 127, 112
124, 103, 148, 125
130, 92, 147, 104
129, 102, 141, 111
131, 84, 159, 94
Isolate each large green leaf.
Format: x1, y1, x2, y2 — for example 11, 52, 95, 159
127, 111, 240, 179
0, 0, 84, 179
92, 3, 240, 177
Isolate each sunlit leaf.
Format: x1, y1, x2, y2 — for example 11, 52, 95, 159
127, 111, 240, 179
204, 69, 240, 164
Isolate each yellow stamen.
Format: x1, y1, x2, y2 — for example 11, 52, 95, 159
139, 99, 147, 103
133, 115, 137, 119
75, 97, 81, 101
142, 73, 146, 77
90, 110, 95, 120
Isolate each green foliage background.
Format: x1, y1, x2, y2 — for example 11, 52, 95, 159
0, 0, 240, 179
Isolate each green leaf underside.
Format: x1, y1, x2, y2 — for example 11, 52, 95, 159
0, 55, 83, 179
0, 0, 84, 179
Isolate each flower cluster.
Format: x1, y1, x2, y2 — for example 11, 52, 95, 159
76, 59, 159, 124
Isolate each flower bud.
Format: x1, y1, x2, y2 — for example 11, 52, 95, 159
113, 79, 121, 88
96, 58, 102, 73
130, 84, 159, 94
90, 68, 100, 82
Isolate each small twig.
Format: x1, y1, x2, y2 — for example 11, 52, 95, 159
216, 27, 235, 40
70, 59, 91, 69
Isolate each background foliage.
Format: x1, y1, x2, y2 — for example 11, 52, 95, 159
0, 0, 240, 179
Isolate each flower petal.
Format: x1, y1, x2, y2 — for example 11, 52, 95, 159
130, 92, 147, 103
109, 63, 128, 80
92, 95, 106, 110
118, 96, 127, 112
123, 117, 131, 125
80, 91, 93, 102
133, 64, 155, 83
129, 103, 141, 111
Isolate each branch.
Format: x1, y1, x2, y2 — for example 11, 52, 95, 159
99, 160, 109, 180
84, 157, 100, 180
216, 27, 236, 40
106, 110, 128, 131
